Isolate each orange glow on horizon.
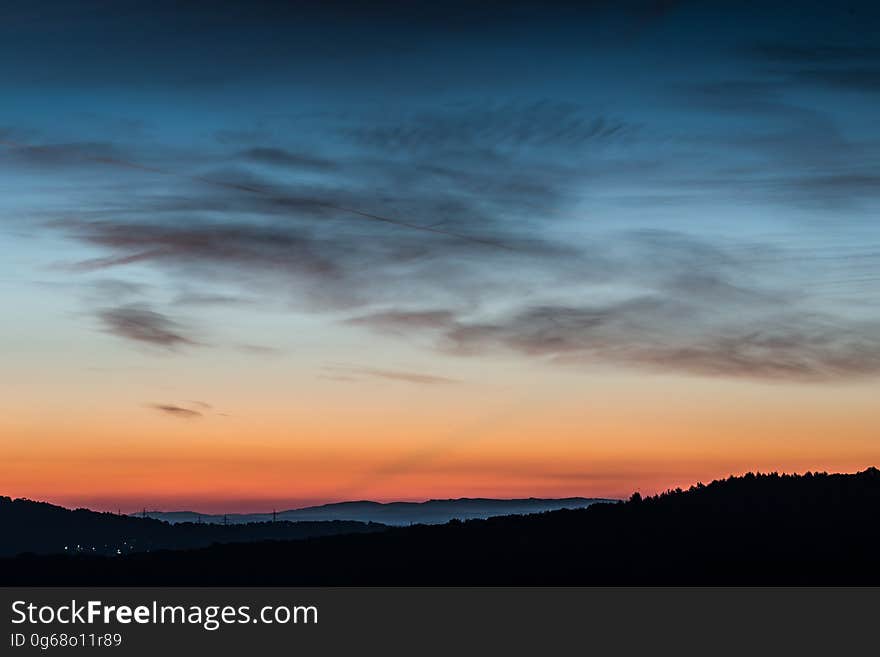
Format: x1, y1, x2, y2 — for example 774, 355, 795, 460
3, 352, 879, 513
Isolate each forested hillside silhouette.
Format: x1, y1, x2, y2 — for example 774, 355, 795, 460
2, 468, 879, 584
0, 497, 385, 557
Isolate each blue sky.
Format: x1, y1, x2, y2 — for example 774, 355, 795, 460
1, 1, 880, 508
3, 0, 879, 381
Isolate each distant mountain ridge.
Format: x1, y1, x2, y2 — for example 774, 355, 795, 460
0, 496, 385, 558
139, 497, 613, 526
0, 495, 611, 558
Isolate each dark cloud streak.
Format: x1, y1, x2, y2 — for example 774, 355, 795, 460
354, 302, 880, 382
98, 305, 197, 349
149, 404, 203, 419
323, 365, 460, 385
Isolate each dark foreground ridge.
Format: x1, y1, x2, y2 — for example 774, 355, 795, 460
2, 468, 879, 584
0, 497, 386, 558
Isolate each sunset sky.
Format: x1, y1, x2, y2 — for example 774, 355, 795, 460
2, 1, 879, 512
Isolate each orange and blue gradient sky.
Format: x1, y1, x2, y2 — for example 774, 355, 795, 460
2, 1, 879, 512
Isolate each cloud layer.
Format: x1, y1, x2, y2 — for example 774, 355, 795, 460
5, 2, 880, 384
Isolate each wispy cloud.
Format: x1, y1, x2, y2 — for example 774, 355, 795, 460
149, 404, 203, 419
348, 230, 880, 381
752, 41, 880, 94
323, 365, 460, 385
238, 147, 339, 171
341, 102, 634, 152
98, 305, 197, 349
352, 301, 880, 381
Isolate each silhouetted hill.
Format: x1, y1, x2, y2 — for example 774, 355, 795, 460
142, 497, 612, 526
3, 468, 879, 584
0, 496, 386, 557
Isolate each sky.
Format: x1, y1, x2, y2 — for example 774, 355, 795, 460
1, 0, 879, 512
